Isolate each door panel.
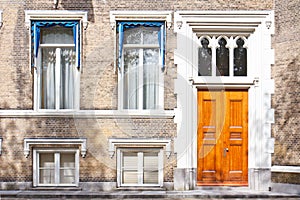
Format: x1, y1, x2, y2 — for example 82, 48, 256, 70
197, 90, 248, 186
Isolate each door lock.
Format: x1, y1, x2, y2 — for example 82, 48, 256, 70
223, 148, 229, 157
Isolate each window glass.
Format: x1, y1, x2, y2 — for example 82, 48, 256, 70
198, 38, 212, 76
41, 27, 73, 44
122, 26, 161, 110
39, 29, 76, 109
216, 38, 229, 76
60, 153, 76, 184
234, 38, 247, 76
39, 153, 55, 184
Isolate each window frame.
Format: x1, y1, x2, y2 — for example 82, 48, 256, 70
117, 147, 164, 187
120, 25, 164, 110
25, 10, 88, 112
110, 11, 172, 112
33, 148, 80, 187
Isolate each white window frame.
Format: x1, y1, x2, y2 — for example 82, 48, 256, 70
117, 148, 164, 187
0, 137, 2, 155
110, 11, 172, 112
33, 148, 79, 187
121, 27, 163, 110
25, 10, 88, 112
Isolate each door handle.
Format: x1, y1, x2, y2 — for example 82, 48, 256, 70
223, 148, 229, 157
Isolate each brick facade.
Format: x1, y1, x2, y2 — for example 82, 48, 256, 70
271, 0, 300, 184
0, 0, 298, 191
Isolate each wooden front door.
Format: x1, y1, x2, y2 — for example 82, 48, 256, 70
197, 90, 248, 186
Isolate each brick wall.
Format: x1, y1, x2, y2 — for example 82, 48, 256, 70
0, 117, 176, 182
271, 0, 300, 183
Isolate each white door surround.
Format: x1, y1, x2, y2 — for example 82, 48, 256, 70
173, 11, 275, 191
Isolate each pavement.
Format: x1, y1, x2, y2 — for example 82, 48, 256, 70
0, 187, 300, 199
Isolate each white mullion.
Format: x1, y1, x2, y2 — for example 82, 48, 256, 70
55, 48, 61, 110
117, 149, 122, 187
138, 152, 144, 185
55, 152, 60, 185
138, 49, 144, 110
211, 36, 217, 77
75, 150, 79, 186
34, 150, 38, 186
229, 36, 234, 77
158, 149, 163, 187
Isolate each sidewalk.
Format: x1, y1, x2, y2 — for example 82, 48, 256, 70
0, 187, 300, 199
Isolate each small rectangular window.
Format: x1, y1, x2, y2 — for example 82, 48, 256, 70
118, 148, 163, 187
34, 149, 79, 187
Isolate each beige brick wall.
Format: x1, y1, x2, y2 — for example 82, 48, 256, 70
272, 0, 300, 166
0, 117, 176, 182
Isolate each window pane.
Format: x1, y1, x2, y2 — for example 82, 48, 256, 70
123, 49, 139, 109
143, 49, 159, 109
216, 38, 229, 76
39, 153, 55, 184
143, 27, 159, 45
124, 27, 142, 44
122, 152, 138, 184
40, 48, 56, 109
234, 38, 247, 76
143, 152, 159, 184
41, 27, 73, 44
198, 38, 212, 76
40, 47, 76, 109
60, 153, 75, 184
60, 48, 76, 109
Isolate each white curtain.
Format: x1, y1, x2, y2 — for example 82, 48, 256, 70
40, 28, 75, 109
143, 49, 159, 109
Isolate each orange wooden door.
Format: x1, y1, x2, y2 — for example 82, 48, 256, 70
197, 90, 248, 186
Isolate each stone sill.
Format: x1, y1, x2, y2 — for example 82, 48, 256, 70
0, 110, 175, 119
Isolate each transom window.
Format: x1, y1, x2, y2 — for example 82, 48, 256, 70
32, 21, 81, 110
33, 149, 79, 187
198, 36, 247, 77
118, 22, 165, 110
117, 148, 163, 187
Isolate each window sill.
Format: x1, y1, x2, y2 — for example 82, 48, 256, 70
0, 110, 175, 119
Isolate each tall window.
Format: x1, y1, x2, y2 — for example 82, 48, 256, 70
118, 22, 165, 110
32, 21, 80, 110
198, 36, 247, 77
33, 149, 79, 186
117, 148, 163, 187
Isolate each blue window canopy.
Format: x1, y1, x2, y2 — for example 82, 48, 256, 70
117, 21, 166, 72
31, 21, 80, 69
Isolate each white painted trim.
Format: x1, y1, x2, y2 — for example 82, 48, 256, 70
173, 10, 275, 190
108, 138, 171, 159
110, 11, 172, 29
0, 109, 175, 118
24, 138, 87, 158
25, 10, 88, 29
271, 166, 300, 173
0, 138, 2, 155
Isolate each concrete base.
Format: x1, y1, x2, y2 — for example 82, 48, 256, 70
271, 183, 300, 195
80, 182, 116, 191
249, 168, 271, 191
0, 182, 32, 190
174, 168, 196, 190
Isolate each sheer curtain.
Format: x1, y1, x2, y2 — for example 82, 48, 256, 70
39, 28, 75, 109
122, 26, 160, 110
